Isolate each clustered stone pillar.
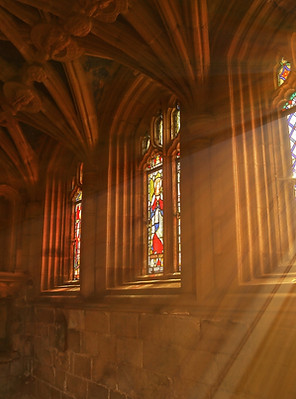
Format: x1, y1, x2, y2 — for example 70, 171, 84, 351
180, 114, 216, 301
80, 148, 109, 298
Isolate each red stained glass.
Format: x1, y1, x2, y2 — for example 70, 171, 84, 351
73, 190, 82, 280
147, 157, 163, 274
278, 58, 291, 86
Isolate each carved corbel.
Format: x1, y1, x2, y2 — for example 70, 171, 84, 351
30, 0, 128, 61
3, 81, 42, 114
31, 23, 84, 62
64, 13, 93, 37
22, 63, 47, 85
75, 0, 128, 22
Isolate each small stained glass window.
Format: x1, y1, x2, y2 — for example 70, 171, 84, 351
283, 92, 296, 111
73, 189, 82, 280
147, 155, 163, 274
176, 152, 181, 270
154, 113, 163, 147
141, 131, 150, 155
278, 58, 291, 86
171, 105, 181, 140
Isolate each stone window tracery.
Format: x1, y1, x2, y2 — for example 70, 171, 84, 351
71, 163, 83, 281
140, 105, 181, 278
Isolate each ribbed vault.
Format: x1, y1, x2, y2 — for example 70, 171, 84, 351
0, 0, 294, 191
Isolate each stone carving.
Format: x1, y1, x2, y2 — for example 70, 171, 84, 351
30, 0, 128, 62
0, 63, 45, 120
77, 0, 128, 22
22, 64, 47, 85
3, 82, 42, 114
31, 23, 83, 62
64, 13, 93, 37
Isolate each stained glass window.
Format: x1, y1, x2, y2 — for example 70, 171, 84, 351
278, 58, 291, 86
171, 105, 181, 140
142, 106, 181, 277
147, 155, 163, 274
154, 113, 163, 147
283, 92, 296, 111
141, 131, 150, 155
176, 153, 181, 270
73, 189, 82, 280
282, 92, 296, 195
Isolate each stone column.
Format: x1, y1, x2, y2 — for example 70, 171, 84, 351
180, 114, 215, 301
80, 147, 109, 297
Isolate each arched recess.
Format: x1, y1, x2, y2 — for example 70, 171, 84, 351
41, 144, 81, 291
0, 184, 22, 272
105, 70, 182, 290
227, 0, 296, 283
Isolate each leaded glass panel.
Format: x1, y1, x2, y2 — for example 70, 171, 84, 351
73, 189, 82, 280
176, 154, 181, 270
141, 131, 150, 155
283, 92, 296, 195
147, 157, 163, 274
154, 113, 163, 147
171, 105, 181, 140
278, 58, 291, 86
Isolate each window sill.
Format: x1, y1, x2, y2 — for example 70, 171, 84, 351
107, 277, 180, 293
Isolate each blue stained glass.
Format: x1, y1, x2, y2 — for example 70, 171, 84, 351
278, 58, 291, 86
283, 92, 296, 195
283, 92, 296, 111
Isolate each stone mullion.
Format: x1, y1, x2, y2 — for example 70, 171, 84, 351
162, 152, 174, 277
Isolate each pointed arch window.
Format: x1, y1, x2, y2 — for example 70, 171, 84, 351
71, 163, 83, 281
140, 105, 181, 277
277, 59, 296, 195
147, 154, 164, 274
278, 57, 291, 86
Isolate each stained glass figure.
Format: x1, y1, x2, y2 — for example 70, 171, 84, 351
278, 58, 291, 86
283, 92, 296, 195
147, 156, 163, 274
73, 189, 82, 280
154, 113, 163, 147
141, 131, 150, 155
171, 105, 181, 140
176, 153, 181, 270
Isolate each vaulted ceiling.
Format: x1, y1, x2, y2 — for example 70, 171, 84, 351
0, 0, 293, 191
